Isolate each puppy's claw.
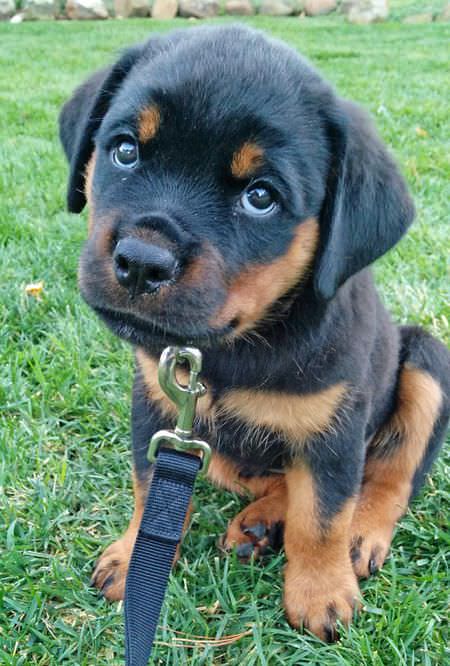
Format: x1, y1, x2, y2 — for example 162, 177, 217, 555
235, 542, 255, 559
350, 535, 363, 564
243, 522, 266, 541
267, 521, 284, 550
368, 558, 379, 576
323, 625, 337, 643
100, 574, 115, 592
350, 531, 390, 578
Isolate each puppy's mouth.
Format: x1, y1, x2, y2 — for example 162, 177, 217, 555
79, 233, 233, 350
92, 304, 233, 351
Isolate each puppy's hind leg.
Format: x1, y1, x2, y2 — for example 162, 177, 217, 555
351, 326, 450, 578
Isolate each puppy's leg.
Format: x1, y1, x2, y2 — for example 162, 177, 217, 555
91, 470, 151, 600
92, 361, 185, 600
283, 415, 366, 641
284, 470, 360, 641
351, 328, 449, 578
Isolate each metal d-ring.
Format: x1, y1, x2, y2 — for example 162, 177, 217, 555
147, 347, 211, 474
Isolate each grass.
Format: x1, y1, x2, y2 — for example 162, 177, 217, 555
0, 14, 449, 666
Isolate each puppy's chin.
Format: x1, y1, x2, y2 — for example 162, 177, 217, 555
91, 304, 232, 353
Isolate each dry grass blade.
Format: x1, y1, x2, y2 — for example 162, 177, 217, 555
155, 627, 253, 648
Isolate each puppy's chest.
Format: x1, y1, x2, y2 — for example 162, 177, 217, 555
136, 350, 346, 471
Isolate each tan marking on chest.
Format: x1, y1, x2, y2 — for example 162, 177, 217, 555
219, 382, 347, 446
136, 349, 345, 446
135, 348, 213, 420
210, 218, 319, 333
231, 142, 264, 179
138, 105, 160, 143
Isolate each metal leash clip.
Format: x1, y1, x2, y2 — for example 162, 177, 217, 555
147, 346, 211, 475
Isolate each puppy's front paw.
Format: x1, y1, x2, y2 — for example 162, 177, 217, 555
91, 534, 135, 601
284, 562, 360, 642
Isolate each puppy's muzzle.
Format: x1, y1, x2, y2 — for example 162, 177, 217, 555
113, 237, 178, 297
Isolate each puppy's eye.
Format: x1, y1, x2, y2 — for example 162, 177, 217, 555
240, 183, 277, 216
112, 138, 139, 168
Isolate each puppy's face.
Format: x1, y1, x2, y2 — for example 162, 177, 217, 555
61, 26, 413, 350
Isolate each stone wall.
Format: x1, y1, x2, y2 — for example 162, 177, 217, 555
2, 1, 450, 24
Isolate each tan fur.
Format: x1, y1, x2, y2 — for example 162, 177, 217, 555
351, 365, 442, 577
219, 382, 347, 446
138, 105, 160, 143
285, 467, 356, 559
222, 480, 287, 556
135, 348, 213, 420
284, 466, 359, 640
182, 243, 225, 288
207, 452, 283, 497
210, 218, 319, 333
373, 365, 442, 468
91, 471, 149, 600
231, 142, 264, 179
83, 151, 126, 264
136, 348, 345, 448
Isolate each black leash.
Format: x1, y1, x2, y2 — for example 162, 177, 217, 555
124, 347, 211, 666
124, 447, 200, 664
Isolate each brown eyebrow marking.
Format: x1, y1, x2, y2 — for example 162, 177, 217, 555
231, 142, 264, 179
138, 105, 160, 143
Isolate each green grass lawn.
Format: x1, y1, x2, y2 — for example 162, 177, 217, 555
0, 14, 449, 666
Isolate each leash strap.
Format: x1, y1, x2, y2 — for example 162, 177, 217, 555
124, 447, 201, 665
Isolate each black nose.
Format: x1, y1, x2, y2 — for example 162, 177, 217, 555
113, 238, 177, 296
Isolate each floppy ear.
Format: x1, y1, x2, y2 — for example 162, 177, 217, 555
315, 100, 415, 300
59, 45, 143, 213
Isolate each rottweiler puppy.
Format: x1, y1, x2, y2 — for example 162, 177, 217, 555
59, 25, 450, 641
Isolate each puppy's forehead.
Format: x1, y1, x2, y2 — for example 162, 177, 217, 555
116, 71, 276, 138
107, 27, 323, 143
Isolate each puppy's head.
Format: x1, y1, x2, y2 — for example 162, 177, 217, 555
60, 25, 414, 350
